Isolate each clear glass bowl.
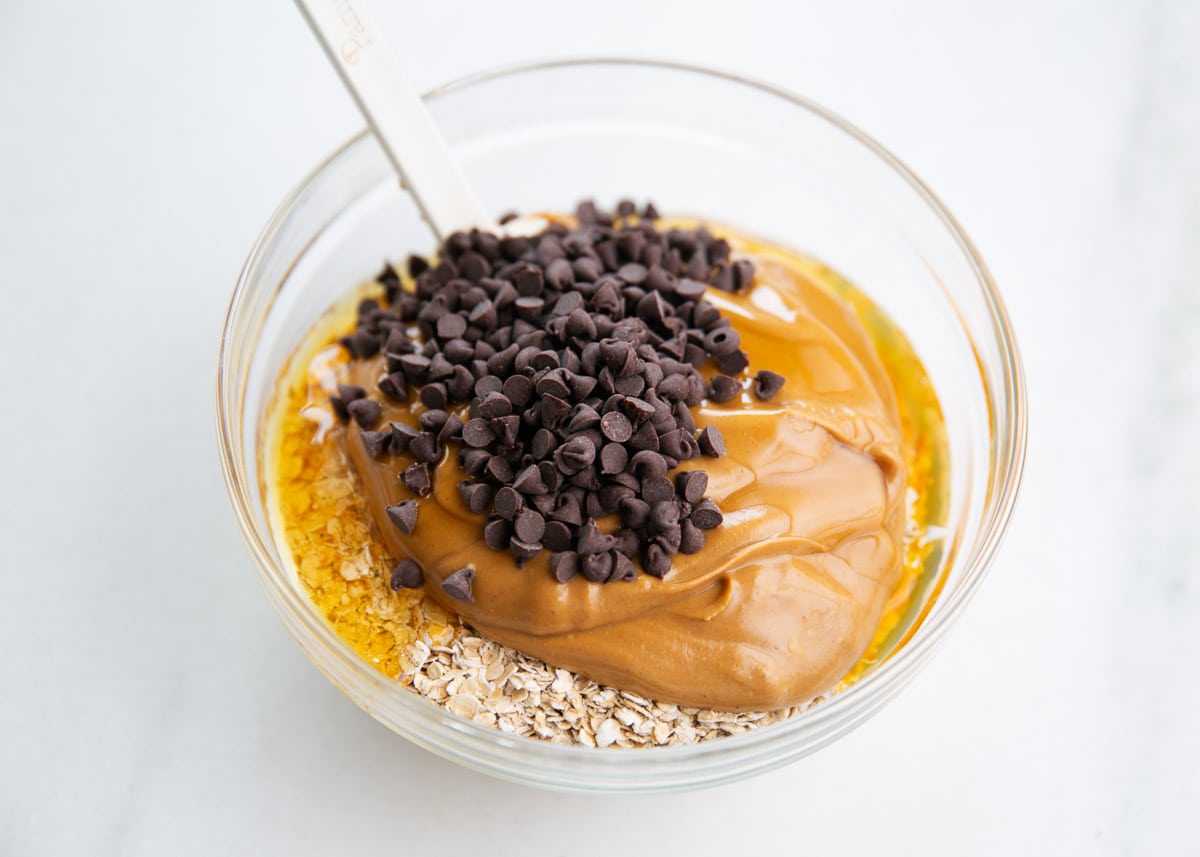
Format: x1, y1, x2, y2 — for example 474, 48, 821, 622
217, 59, 1026, 794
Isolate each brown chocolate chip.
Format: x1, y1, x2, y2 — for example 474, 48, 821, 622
717, 349, 749, 375
599, 410, 633, 443
675, 470, 708, 504
346, 398, 381, 429
514, 508, 546, 543
378, 372, 409, 402
555, 436, 596, 473
361, 430, 391, 458
598, 442, 628, 475
463, 418, 496, 447
643, 543, 671, 578
512, 464, 548, 495
389, 559, 423, 590
609, 551, 637, 582
409, 432, 441, 464
510, 538, 542, 565
550, 551, 579, 582
419, 383, 448, 411
441, 568, 475, 601
690, 498, 723, 529
708, 374, 741, 403
402, 462, 432, 496
543, 520, 573, 552
679, 519, 705, 554
753, 369, 786, 401
732, 259, 755, 290
697, 425, 726, 457
550, 492, 583, 526
436, 313, 467, 340
581, 551, 614, 582
458, 480, 493, 514
484, 517, 511, 549
704, 326, 741, 356
385, 500, 418, 534
642, 476, 675, 504
502, 374, 533, 407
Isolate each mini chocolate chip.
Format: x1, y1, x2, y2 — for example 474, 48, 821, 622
598, 442, 628, 475
419, 383, 448, 410
753, 369, 786, 401
732, 259, 755, 290
717, 349, 749, 375
419, 409, 448, 433
512, 464, 548, 495
438, 413, 464, 444
502, 374, 534, 407
441, 568, 475, 601
436, 313, 467, 339
545, 257, 575, 289
491, 414, 520, 446
474, 374, 503, 397
347, 398, 381, 429
659, 429, 690, 460
609, 551, 637, 582
679, 519, 705, 554
555, 436, 596, 473
409, 433, 441, 464
618, 262, 647, 284
389, 559, 423, 590
484, 517, 512, 549
361, 430, 391, 458
628, 421, 660, 451
629, 450, 668, 479
530, 427, 556, 460
708, 374, 741, 403
463, 418, 496, 447
599, 410, 633, 442
485, 455, 514, 483
648, 500, 680, 534
620, 497, 651, 528
704, 326, 741, 356
402, 462, 433, 496
389, 422, 419, 453
643, 543, 671, 578
477, 391, 513, 418
551, 551, 579, 582
641, 476, 675, 504
378, 372, 409, 402
543, 520, 573, 552
690, 498, 723, 529
510, 538, 542, 565
551, 493, 584, 526
581, 551, 614, 582
458, 480, 493, 514
541, 394, 571, 429
576, 520, 613, 554
385, 500, 418, 534
675, 470, 708, 504
514, 508, 546, 543
697, 424, 726, 457
493, 485, 523, 520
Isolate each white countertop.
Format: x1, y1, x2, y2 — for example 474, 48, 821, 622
2, 1, 1197, 853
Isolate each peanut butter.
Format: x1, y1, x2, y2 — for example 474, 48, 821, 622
339, 237, 908, 711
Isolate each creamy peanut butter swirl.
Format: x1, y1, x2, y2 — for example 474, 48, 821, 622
342, 249, 906, 711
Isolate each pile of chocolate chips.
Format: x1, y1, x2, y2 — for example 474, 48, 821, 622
330, 201, 785, 600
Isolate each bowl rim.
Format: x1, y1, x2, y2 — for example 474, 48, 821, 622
217, 56, 1027, 771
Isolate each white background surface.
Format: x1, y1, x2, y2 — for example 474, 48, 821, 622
2, 1, 1198, 853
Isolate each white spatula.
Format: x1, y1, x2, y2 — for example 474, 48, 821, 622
294, 0, 497, 240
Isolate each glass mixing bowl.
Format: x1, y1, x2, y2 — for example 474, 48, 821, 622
217, 58, 1026, 794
